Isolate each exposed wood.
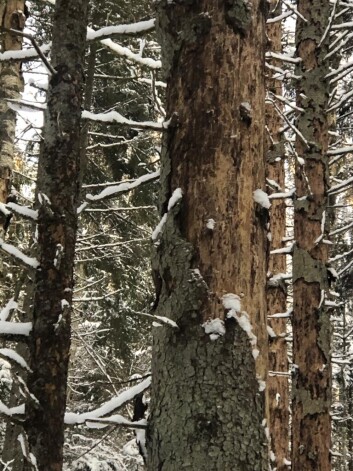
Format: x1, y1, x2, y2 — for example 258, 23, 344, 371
0, 0, 25, 235
292, 1, 332, 470
147, 1, 269, 469
266, 1, 289, 469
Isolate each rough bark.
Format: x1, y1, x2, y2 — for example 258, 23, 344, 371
292, 1, 332, 470
265, 1, 289, 469
23, 1, 89, 470
0, 0, 25, 234
147, 1, 269, 470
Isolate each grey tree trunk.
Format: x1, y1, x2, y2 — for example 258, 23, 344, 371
147, 1, 269, 470
22, 1, 89, 470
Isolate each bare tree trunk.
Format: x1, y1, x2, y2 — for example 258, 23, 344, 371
292, 1, 332, 470
266, 1, 289, 469
147, 1, 269, 469
0, 3, 26, 470
0, 0, 25, 234
23, 1, 89, 470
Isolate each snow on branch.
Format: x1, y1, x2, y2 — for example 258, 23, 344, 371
87, 20, 155, 40
0, 348, 31, 371
328, 176, 353, 195
0, 298, 18, 322
268, 309, 293, 319
328, 145, 353, 156
269, 188, 295, 200
85, 417, 147, 430
127, 309, 178, 329
6, 203, 38, 220
0, 321, 32, 337
0, 239, 39, 269
65, 376, 151, 425
82, 110, 168, 130
0, 42, 51, 62
0, 401, 25, 418
0, 20, 160, 70
265, 51, 302, 64
266, 10, 293, 24
84, 170, 160, 203
270, 243, 294, 255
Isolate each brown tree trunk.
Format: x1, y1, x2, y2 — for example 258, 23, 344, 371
23, 1, 89, 470
0, 0, 25, 234
266, 1, 289, 469
147, 1, 269, 469
0, 3, 26, 470
292, 1, 332, 470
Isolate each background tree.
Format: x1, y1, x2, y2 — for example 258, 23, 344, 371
265, 1, 289, 469
23, 1, 89, 469
292, 0, 332, 469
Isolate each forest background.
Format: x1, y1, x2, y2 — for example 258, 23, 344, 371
0, 0, 353, 470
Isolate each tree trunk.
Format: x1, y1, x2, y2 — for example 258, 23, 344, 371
147, 1, 269, 469
266, 1, 289, 469
23, 1, 89, 470
292, 1, 332, 470
0, 3, 26, 469
0, 0, 25, 234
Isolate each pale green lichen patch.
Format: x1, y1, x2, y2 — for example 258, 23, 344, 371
293, 245, 328, 290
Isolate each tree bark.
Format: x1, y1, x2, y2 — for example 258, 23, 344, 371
292, 1, 332, 470
23, 1, 89, 470
147, 1, 269, 469
266, 1, 289, 469
0, 0, 25, 234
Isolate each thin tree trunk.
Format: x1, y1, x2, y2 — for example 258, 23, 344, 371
292, 1, 332, 470
0, 0, 25, 234
266, 1, 289, 469
0, 3, 26, 469
147, 1, 269, 469
23, 1, 89, 470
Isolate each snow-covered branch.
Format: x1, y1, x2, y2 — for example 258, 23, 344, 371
82, 170, 160, 205
82, 110, 168, 130
0, 239, 39, 269
65, 376, 151, 425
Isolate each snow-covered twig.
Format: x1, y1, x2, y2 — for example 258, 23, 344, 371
84, 170, 160, 204
0, 27, 55, 74
65, 376, 151, 425
0, 239, 39, 269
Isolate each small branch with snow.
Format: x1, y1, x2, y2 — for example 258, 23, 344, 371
0, 348, 31, 371
65, 376, 151, 425
0, 239, 39, 269
84, 170, 160, 204
0, 27, 56, 74
6, 203, 38, 221
82, 110, 169, 131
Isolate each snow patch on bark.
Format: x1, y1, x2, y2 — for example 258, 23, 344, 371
253, 189, 271, 209
202, 318, 226, 341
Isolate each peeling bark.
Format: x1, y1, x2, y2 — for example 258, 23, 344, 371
266, 1, 289, 469
23, 1, 89, 470
0, 0, 25, 235
292, 1, 332, 470
147, 1, 268, 469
